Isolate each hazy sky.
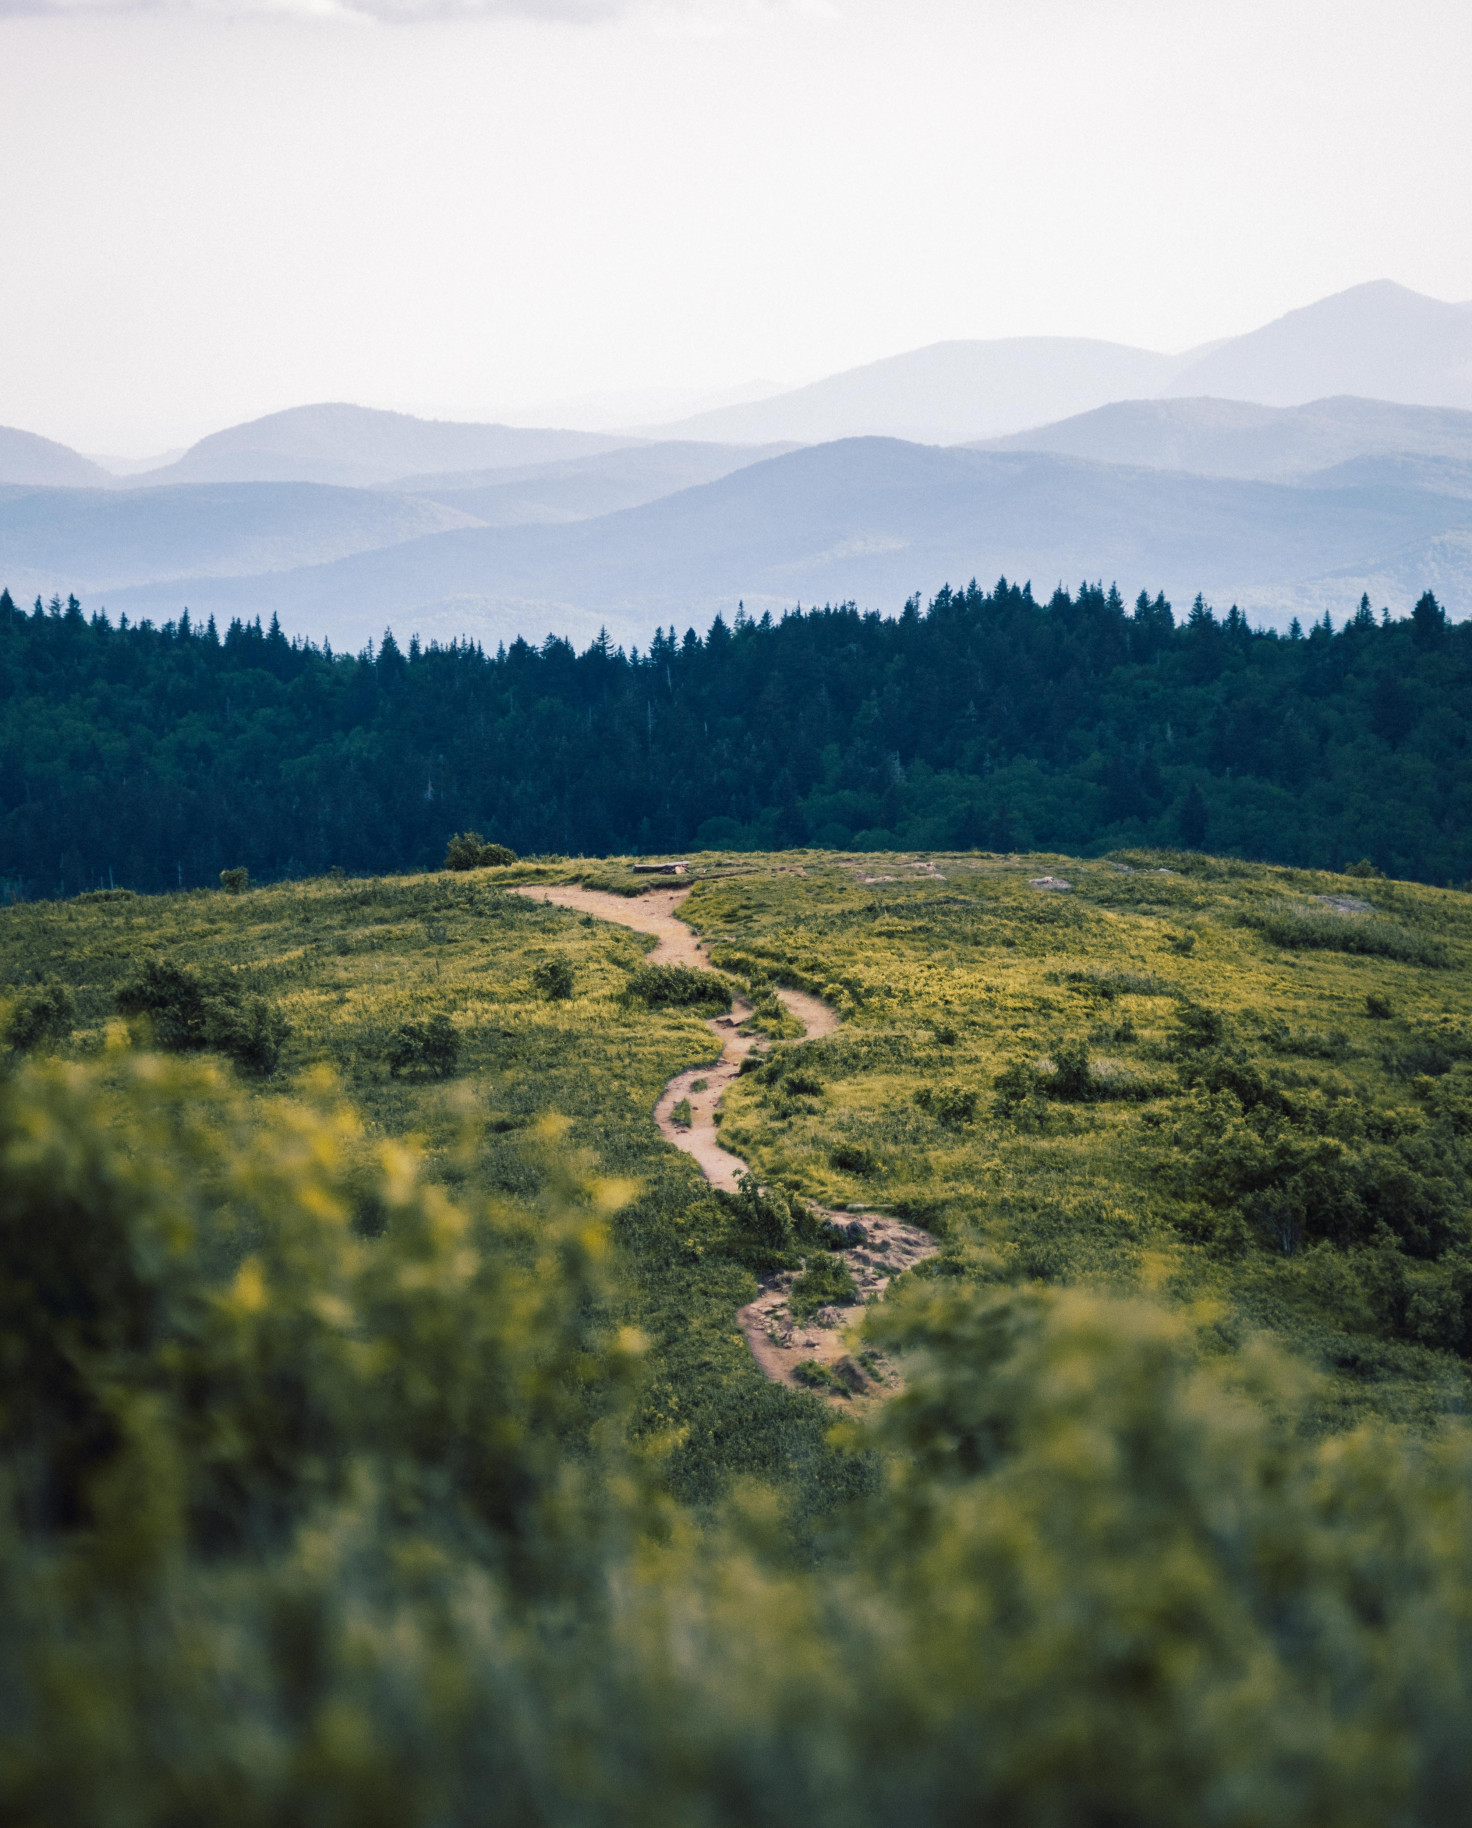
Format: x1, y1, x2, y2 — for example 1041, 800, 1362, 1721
2, 0, 1470, 454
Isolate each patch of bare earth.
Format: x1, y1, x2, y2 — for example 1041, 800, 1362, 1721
512, 881, 934, 1400
738, 1210, 937, 1403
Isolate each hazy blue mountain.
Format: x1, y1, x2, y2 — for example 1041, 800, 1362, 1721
0, 482, 481, 601
644, 340, 1184, 446
637, 283, 1472, 447
131, 404, 635, 489
399, 440, 799, 524
1297, 453, 1472, 500
982, 395, 1472, 481
0, 425, 113, 488
95, 438, 1472, 654
1166, 281, 1472, 410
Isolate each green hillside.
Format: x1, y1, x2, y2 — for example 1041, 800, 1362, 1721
5, 846, 1472, 1821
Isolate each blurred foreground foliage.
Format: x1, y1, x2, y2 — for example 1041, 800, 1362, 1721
8, 1050, 1472, 1825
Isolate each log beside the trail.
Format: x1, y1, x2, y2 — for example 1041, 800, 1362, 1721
632, 861, 690, 875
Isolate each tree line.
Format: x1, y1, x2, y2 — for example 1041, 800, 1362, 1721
0, 578, 1466, 896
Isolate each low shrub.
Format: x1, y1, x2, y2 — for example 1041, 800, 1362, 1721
1063, 968, 1178, 999
3, 981, 75, 1053
1240, 903, 1450, 967
718, 1173, 802, 1272
1381, 1021, 1472, 1079
792, 1357, 865, 1396
1046, 1038, 1097, 1102
115, 959, 289, 1076
915, 1083, 979, 1127
789, 1252, 858, 1320
670, 1098, 693, 1128
830, 1142, 877, 1175
1259, 1018, 1352, 1060
386, 1014, 461, 1080
1171, 1004, 1228, 1053
532, 958, 576, 1000
624, 963, 730, 1015
993, 1060, 1048, 1125
444, 832, 518, 871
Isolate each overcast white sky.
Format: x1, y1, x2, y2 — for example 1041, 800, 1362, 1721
1, 0, 1469, 453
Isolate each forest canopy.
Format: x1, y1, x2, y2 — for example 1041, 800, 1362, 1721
0, 579, 1466, 897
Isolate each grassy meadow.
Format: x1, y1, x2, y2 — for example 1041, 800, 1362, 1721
9, 845, 1472, 1823
6, 843, 1472, 1445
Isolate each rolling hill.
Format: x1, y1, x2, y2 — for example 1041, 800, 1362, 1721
0, 481, 482, 601
397, 440, 799, 526
980, 395, 1472, 482
0, 424, 114, 488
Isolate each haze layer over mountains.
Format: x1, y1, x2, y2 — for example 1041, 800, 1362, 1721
3, 280, 1472, 653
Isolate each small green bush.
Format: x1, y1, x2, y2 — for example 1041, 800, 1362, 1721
533, 958, 575, 1000
829, 1141, 876, 1175
915, 1083, 978, 1126
386, 1014, 461, 1079
790, 1252, 858, 1320
1046, 1039, 1097, 1102
3, 981, 75, 1053
993, 1060, 1047, 1125
792, 1358, 863, 1396
624, 963, 730, 1015
444, 832, 518, 871
670, 1098, 693, 1128
1366, 994, 1394, 1019
115, 959, 288, 1076
718, 1173, 801, 1272
1381, 1021, 1472, 1079
1171, 1004, 1227, 1053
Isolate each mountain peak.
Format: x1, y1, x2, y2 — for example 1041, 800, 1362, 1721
1166, 282, 1472, 410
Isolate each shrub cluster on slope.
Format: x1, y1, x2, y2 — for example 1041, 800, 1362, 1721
8, 1049, 1472, 1824
704, 851, 1472, 1425
0, 580, 1467, 896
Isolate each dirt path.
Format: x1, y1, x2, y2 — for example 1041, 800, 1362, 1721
512, 882, 933, 1397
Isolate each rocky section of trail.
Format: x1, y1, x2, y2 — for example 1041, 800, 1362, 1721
737, 1210, 938, 1400
512, 880, 934, 1397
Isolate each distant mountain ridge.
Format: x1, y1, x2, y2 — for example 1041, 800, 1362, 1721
1163, 281, 1472, 411
646, 282, 1472, 447
7, 279, 1472, 658
93, 438, 1472, 656
0, 482, 481, 600
979, 395, 1472, 482
0, 426, 114, 489
648, 338, 1186, 447
131, 404, 635, 490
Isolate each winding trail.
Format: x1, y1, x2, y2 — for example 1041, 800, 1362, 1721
513, 882, 935, 1394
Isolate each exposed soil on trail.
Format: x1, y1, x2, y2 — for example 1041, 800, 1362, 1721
512, 882, 934, 1399
736, 1210, 938, 1399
